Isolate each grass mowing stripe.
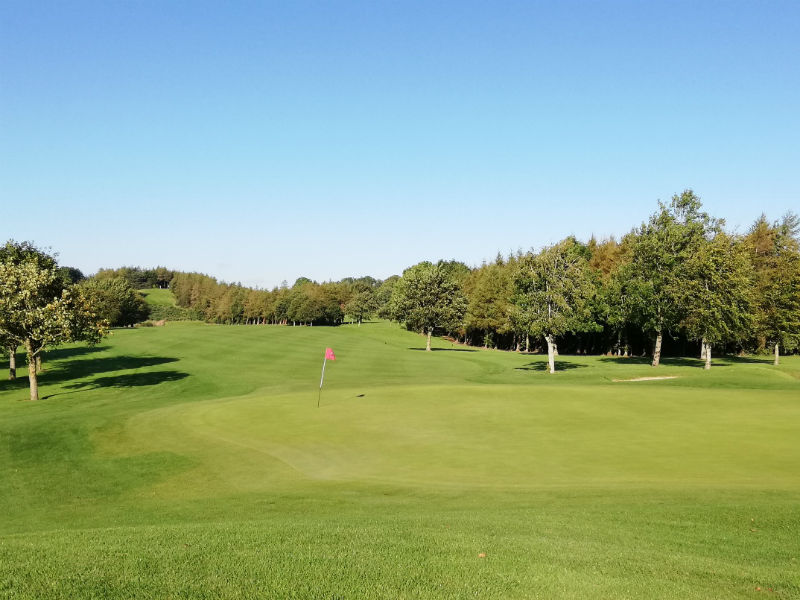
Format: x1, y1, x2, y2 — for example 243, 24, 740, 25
1, 320, 798, 598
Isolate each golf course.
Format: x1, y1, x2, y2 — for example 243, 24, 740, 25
1, 319, 798, 599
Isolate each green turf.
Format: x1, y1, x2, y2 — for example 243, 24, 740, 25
138, 288, 177, 306
1, 321, 799, 598
139, 288, 197, 321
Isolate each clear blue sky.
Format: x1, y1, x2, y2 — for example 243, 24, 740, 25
2, 1, 798, 288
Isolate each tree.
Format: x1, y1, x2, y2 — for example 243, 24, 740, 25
0, 251, 107, 400
464, 260, 513, 348
511, 239, 597, 373
59, 266, 85, 284
627, 190, 719, 366
345, 287, 377, 325
390, 261, 467, 351
746, 213, 800, 364
0, 241, 62, 379
681, 232, 754, 369
375, 275, 400, 318
81, 277, 150, 326
155, 266, 173, 289
1, 332, 16, 380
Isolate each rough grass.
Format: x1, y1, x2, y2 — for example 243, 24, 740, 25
1, 321, 798, 598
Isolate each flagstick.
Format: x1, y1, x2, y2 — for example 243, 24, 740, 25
318, 355, 327, 408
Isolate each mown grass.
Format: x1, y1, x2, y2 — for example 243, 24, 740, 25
138, 288, 177, 306
1, 320, 798, 598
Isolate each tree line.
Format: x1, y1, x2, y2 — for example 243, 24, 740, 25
2, 190, 799, 399
161, 191, 800, 372
392, 192, 799, 372
168, 272, 395, 327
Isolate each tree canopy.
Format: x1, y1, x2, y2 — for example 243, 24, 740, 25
0, 242, 107, 400
389, 261, 468, 351
511, 239, 597, 373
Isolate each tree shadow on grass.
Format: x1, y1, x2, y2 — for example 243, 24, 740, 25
65, 370, 189, 391
0, 356, 181, 393
42, 345, 110, 361
516, 360, 587, 371
722, 355, 774, 364
0, 377, 29, 393
407, 347, 477, 352
40, 370, 190, 399
596, 356, 730, 368
44, 356, 180, 384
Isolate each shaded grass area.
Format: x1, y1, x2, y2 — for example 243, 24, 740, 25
1, 321, 799, 598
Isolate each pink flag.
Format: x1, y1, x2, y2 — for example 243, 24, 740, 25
325, 347, 336, 360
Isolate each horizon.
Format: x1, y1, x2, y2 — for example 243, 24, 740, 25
2, 1, 798, 288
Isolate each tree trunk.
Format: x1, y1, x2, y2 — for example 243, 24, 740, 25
545, 335, 555, 374
704, 342, 711, 370
652, 332, 663, 367
36, 354, 42, 374
8, 345, 16, 380
24, 339, 39, 401
426, 328, 432, 351
525, 334, 530, 353
700, 338, 707, 360
774, 342, 780, 366
552, 342, 558, 356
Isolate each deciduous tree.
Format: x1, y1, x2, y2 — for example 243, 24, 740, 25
465, 260, 512, 348
390, 262, 467, 351
345, 287, 377, 325
81, 277, 150, 327
746, 213, 800, 364
627, 190, 718, 366
681, 232, 754, 369
511, 240, 597, 373
0, 252, 107, 400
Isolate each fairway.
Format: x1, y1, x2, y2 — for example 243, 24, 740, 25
1, 321, 799, 598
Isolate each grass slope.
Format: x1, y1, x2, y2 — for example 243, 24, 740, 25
138, 288, 178, 306
139, 288, 196, 321
1, 322, 799, 598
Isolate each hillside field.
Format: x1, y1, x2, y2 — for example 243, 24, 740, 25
138, 288, 178, 306
1, 320, 799, 599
